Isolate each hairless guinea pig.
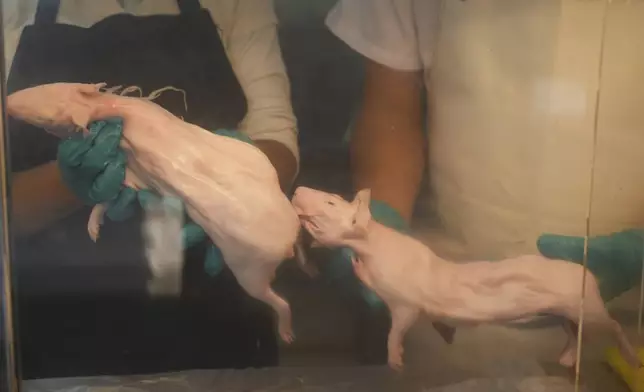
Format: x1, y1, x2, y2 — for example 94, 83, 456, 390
7, 82, 319, 343
291, 186, 642, 371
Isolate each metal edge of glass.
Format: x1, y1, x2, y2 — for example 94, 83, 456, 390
0, 1, 20, 391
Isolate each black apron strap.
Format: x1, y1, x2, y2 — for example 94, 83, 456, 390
35, 0, 61, 25
177, 0, 202, 15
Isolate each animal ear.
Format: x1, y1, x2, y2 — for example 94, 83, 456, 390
71, 111, 91, 132
79, 83, 105, 96
350, 189, 372, 237
354, 188, 371, 206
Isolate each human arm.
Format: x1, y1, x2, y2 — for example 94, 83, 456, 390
351, 59, 425, 222
328, 58, 457, 343
254, 139, 297, 193
209, 0, 299, 191
321, 59, 425, 307
12, 117, 132, 238
11, 162, 82, 237
4, 0, 81, 236
324, 0, 426, 296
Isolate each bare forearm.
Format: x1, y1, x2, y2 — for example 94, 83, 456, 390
351, 60, 425, 222
11, 161, 82, 237
254, 139, 298, 193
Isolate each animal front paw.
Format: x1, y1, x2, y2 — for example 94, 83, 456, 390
351, 256, 372, 288
87, 204, 107, 242
278, 312, 295, 344
87, 215, 103, 242
88, 222, 100, 242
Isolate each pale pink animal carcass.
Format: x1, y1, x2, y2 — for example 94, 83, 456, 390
7, 82, 305, 343
291, 186, 642, 370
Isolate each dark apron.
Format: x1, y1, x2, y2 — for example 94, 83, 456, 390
7, 0, 277, 378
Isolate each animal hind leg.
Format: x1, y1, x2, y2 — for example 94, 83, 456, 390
264, 288, 294, 344
609, 319, 641, 368
386, 303, 419, 371
571, 301, 641, 369
559, 321, 578, 368
588, 312, 641, 369
87, 203, 108, 242
584, 289, 642, 368
234, 268, 294, 344
294, 241, 318, 278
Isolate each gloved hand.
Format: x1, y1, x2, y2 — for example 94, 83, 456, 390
57, 117, 134, 218
325, 199, 409, 309
57, 117, 254, 276
537, 229, 644, 302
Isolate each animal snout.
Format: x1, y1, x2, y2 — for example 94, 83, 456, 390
293, 186, 309, 198
292, 186, 312, 205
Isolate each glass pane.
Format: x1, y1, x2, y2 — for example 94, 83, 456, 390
1, 2, 18, 389
1, 266, 5, 392
586, 1, 644, 391
0, 212, 17, 392
1, 237, 10, 392
1, 0, 643, 391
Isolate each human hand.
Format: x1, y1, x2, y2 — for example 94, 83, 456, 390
537, 229, 644, 302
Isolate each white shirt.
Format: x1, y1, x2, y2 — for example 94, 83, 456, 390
2, 0, 299, 167
328, 0, 644, 259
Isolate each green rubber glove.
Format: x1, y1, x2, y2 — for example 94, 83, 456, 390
537, 229, 644, 302
325, 199, 409, 309
57, 117, 130, 207
57, 117, 140, 221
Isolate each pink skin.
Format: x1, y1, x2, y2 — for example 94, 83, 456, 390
291, 186, 642, 371
7, 82, 313, 343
